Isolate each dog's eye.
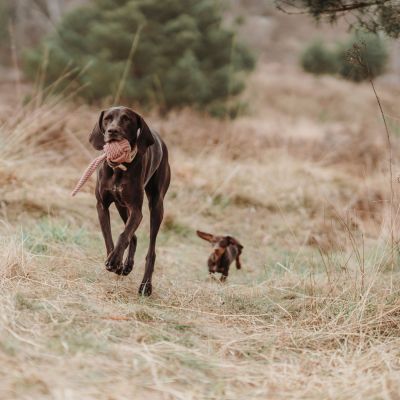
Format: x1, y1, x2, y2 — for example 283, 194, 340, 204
121, 115, 129, 123
104, 115, 111, 122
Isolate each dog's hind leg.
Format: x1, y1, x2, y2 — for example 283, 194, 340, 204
139, 195, 164, 296
139, 158, 170, 296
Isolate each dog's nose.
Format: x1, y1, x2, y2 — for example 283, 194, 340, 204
107, 128, 118, 135
105, 128, 120, 142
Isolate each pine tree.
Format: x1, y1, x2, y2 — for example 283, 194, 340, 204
275, 0, 400, 38
23, 0, 254, 112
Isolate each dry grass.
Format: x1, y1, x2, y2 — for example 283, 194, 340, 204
1, 64, 400, 399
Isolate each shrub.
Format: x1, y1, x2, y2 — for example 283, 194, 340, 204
301, 40, 338, 75
337, 32, 388, 82
301, 33, 388, 82
23, 0, 255, 111
0, 1, 13, 63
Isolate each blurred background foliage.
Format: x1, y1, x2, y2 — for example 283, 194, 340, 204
337, 32, 388, 82
301, 39, 339, 76
276, 0, 400, 39
21, 0, 255, 114
0, 0, 398, 116
301, 32, 388, 82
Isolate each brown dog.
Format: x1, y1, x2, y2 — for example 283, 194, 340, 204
196, 231, 243, 281
89, 106, 170, 296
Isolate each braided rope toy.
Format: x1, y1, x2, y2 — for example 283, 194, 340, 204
71, 139, 135, 196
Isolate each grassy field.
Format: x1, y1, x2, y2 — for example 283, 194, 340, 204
1, 63, 400, 399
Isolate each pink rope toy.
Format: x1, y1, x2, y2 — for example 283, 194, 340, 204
71, 139, 135, 196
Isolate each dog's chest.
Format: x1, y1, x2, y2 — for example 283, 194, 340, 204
98, 162, 144, 205
111, 182, 124, 194
102, 172, 129, 200
225, 245, 239, 262
215, 246, 238, 273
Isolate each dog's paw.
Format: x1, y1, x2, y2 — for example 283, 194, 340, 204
207, 273, 217, 282
138, 281, 152, 296
121, 259, 134, 276
105, 250, 123, 274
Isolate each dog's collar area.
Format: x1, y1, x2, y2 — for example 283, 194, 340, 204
107, 146, 138, 171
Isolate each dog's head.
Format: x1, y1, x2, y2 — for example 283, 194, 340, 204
89, 106, 155, 154
196, 230, 243, 273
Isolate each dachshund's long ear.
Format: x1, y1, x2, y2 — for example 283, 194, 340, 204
227, 236, 243, 251
136, 114, 155, 154
196, 231, 217, 243
88, 110, 105, 150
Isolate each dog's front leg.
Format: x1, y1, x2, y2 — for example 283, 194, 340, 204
106, 206, 143, 274
96, 201, 114, 258
236, 255, 242, 270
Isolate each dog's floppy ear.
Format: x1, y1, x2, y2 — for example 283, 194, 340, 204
196, 230, 217, 243
89, 110, 105, 150
227, 236, 243, 251
136, 114, 155, 154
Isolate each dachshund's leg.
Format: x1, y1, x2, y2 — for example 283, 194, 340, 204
236, 255, 242, 270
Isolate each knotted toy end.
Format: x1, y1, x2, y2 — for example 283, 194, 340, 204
71, 140, 131, 197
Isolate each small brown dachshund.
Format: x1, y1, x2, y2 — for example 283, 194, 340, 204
196, 231, 243, 281
89, 106, 170, 296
